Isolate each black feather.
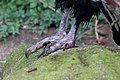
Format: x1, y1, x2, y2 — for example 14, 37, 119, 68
73, 0, 100, 24
55, 0, 74, 10
55, 0, 100, 24
55, 0, 120, 46
97, 1, 120, 46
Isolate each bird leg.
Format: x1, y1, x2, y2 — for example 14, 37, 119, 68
25, 9, 71, 58
37, 19, 79, 58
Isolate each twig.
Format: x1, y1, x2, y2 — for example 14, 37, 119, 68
26, 67, 37, 73
111, 19, 119, 31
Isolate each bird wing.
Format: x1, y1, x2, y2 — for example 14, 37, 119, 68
97, 0, 120, 46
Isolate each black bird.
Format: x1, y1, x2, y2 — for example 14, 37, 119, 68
25, 0, 120, 58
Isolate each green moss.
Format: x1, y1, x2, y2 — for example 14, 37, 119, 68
3, 45, 120, 80
3, 44, 38, 76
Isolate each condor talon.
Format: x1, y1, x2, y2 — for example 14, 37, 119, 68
37, 51, 45, 59
25, 48, 35, 58
37, 49, 52, 58
25, 49, 30, 58
25, 45, 38, 58
25, 9, 69, 58
25, 0, 120, 58
25, 41, 52, 58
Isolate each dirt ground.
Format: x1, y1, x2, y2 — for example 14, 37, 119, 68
0, 24, 120, 68
0, 27, 57, 68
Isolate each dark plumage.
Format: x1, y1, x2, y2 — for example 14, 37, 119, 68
56, 0, 100, 24
25, 0, 120, 58
55, 0, 120, 46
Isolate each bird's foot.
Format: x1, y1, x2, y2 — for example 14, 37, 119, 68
25, 33, 66, 58
37, 35, 75, 58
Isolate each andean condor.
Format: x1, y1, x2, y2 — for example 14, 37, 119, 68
25, 0, 120, 58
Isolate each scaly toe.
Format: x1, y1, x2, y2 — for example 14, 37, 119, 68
25, 34, 66, 58
36, 37, 75, 58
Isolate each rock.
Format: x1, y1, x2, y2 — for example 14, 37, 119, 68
2, 44, 120, 80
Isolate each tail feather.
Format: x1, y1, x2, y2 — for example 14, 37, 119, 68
98, 1, 120, 46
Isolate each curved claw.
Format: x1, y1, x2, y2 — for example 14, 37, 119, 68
37, 49, 51, 58
25, 49, 30, 58
25, 48, 32, 58
25, 35, 76, 58
63, 43, 69, 51
25, 41, 52, 58
37, 51, 45, 59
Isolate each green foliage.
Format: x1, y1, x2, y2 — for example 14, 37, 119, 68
0, 0, 107, 40
3, 44, 39, 76
0, 0, 61, 40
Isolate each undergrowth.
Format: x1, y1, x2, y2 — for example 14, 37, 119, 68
0, 0, 106, 40
0, 0, 61, 40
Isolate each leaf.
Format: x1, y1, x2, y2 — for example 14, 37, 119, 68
30, 2, 37, 8
43, 2, 48, 8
